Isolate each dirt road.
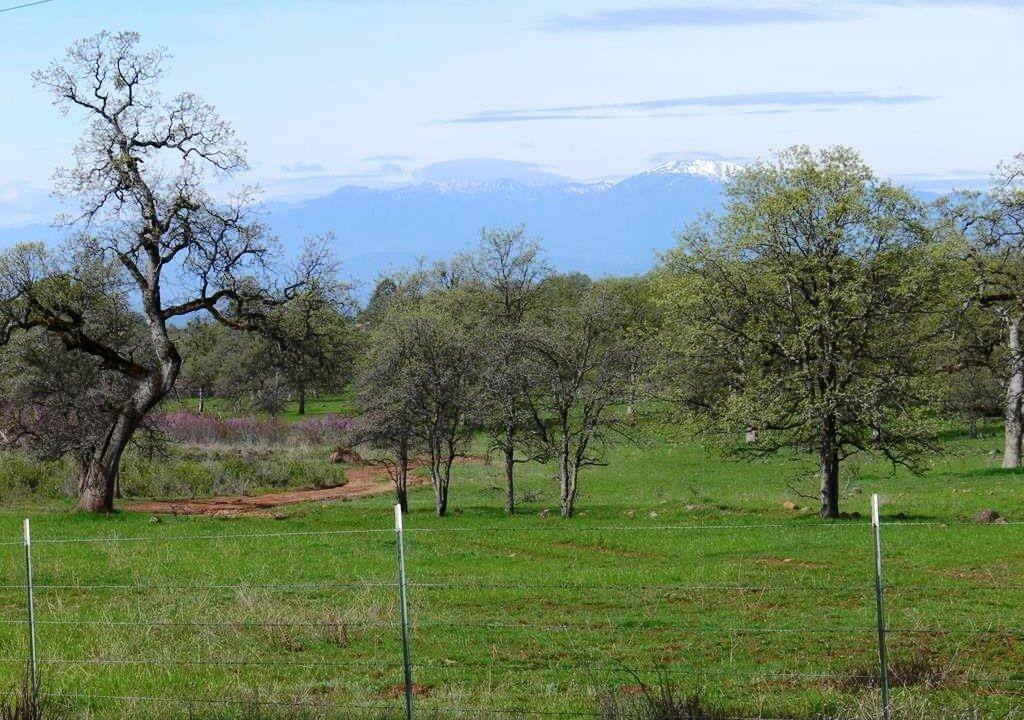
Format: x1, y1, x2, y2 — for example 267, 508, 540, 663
124, 464, 422, 517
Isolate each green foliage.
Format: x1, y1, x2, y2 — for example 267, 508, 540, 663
117, 446, 343, 498
656, 146, 951, 515
0, 452, 70, 504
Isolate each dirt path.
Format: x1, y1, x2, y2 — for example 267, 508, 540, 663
124, 464, 426, 518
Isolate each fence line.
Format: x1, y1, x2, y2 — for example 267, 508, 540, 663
8, 654, 1024, 684
1, 579, 1020, 593
7, 504, 1024, 720
3, 616, 1022, 636
7, 690, 1019, 720
6, 517, 1023, 547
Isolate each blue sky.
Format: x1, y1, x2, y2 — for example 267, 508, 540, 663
0, 0, 1021, 225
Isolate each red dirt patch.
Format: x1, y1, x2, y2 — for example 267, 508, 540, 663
384, 683, 431, 699
124, 463, 428, 518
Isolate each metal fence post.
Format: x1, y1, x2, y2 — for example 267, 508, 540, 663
23, 518, 37, 695
395, 504, 414, 720
871, 494, 890, 720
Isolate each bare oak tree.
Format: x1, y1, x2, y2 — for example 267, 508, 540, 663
522, 280, 631, 518
0, 32, 321, 511
357, 271, 481, 516
463, 226, 551, 514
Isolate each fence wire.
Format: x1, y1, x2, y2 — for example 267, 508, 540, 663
4, 514, 1023, 720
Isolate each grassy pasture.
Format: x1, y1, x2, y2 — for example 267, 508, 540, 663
0, 421, 1021, 719
173, 388, 360, 423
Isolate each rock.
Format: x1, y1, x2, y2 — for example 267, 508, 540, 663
329, 446, 362, 464
974, 509, 1002, 524
783, 501, 800, 511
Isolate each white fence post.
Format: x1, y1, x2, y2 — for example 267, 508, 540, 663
395, 504, 414, 720
23, 518, 37, 695
871, 494, 890, 720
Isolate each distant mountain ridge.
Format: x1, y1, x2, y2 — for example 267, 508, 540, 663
263, 159, 734, 285
1, 159, 938, 291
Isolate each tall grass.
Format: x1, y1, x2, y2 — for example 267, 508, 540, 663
0, 673, 53, 720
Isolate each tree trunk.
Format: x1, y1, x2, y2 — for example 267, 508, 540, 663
432, 466, 448, 516
819, 452, 839, 519
819, 415, 840, 519
559, 453, 578, 518
198, 386, 205, 414
298, 385, 307, 416
75, 329, 180, 512
78, 460, 118, 513
626, 365, 637, 425
504, 424, 516, 515
429, 440, 449, 517
76, 404, 145, 513
1004, 316, 1023, 469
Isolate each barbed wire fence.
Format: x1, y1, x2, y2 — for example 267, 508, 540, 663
3, 499, 1023, 720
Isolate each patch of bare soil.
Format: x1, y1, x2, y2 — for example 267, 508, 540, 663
124, 464, 428, 518
384, 683, 431, 699
755, 556, 828, 570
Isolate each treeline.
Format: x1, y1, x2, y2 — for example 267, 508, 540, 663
2, 34, 1023, 517
172, 227, 642, 519
166, 146, 1024, 520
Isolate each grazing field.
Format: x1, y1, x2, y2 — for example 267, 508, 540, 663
0, 423, 1022, 719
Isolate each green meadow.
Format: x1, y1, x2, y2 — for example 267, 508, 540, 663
0, 421, 1021, 719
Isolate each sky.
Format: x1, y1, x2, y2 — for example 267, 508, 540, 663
0, 0, 1021, 226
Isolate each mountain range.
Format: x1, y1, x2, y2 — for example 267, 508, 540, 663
263, 159, 740, 286
0, 159, 934, 291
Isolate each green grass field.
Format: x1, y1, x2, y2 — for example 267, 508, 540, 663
173, 389, 360, 423
0, 420, 1021, 719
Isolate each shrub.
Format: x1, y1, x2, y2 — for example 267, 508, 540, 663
0, 673, 59, 720
292, 414, 357, 446
599, 678, 723, 720
153, 411, 356, 447
120, 447, 345, 498
0, 453, 70, 504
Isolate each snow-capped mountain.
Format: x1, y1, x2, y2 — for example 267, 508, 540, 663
643, 159, 745, 181
260, 161, 734, 286
1, 160, 739, 289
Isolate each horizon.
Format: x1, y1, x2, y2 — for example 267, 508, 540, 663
1, 0, 1021, 229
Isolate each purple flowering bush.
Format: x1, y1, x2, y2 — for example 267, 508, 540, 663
153, 411, 356, 447
291, 414, 358, 445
